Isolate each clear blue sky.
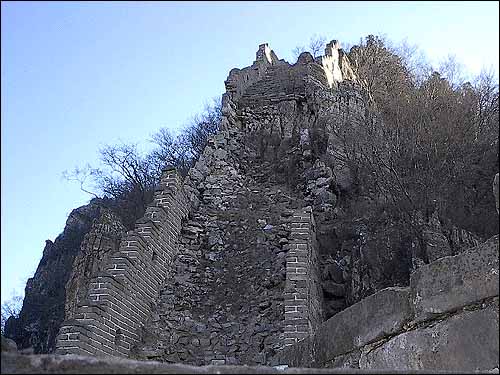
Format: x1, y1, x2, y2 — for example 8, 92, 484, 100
2, 1, 499, 305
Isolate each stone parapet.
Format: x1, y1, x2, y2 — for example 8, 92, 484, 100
224, 44, 279, 103
225, 41, 358, 108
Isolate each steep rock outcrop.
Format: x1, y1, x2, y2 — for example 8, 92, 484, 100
4, 199, 116, 353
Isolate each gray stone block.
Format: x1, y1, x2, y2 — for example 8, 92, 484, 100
410, 235, 499, 322
313, 287, 412, 364
324, 349, 361, 369
360, 300, 499, 372
1, 336, 17, 352
273, 337, 313, 368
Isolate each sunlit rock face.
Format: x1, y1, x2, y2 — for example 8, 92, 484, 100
320, 40, 344, 86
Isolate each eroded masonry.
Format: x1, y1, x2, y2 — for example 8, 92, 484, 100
44, 40, 498, 371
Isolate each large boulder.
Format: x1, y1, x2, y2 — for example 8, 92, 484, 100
360, 300, 499, 372
313, 287, 412, 364
410, 235, 499, 322
1, 336, 17, 352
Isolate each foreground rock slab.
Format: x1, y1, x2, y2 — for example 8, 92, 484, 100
1, 352, 486, 374
410, 235, 499, 322
360, 303, 499, 371
314, 287, 412, 363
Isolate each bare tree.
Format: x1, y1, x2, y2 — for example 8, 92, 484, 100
334, 36, 499, 236
150, 96, 222, 176
62, 144, 159, 229
342, 41, 354, 54
182, 96, 222, 160
292, 45, 307, 61
1, 293, 23, 335
95, 143, 158, 197
308, 34, 327, 58
149, 128, 191, 176
393, 38, 432, 86
348, 34, 413, 104
63, 96, 222, 228
91, 143, 160, 227
439, 54, 467, 88
292, 34, 327, 61
61, 164, 100, 198
472, 67, 499, 142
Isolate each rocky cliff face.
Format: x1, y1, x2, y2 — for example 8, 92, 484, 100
4, 199, 124, 354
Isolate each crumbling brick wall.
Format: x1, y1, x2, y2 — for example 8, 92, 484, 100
55, 168, 189, 357
284, 206, 324, 347
54, 41, 360, 361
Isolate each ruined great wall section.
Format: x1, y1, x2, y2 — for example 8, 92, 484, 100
3, 41, 499, 373
55, 170, 190, 357
52, 41, 349, 364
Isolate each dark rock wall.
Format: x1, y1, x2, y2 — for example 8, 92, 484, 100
4, 199, 109, 353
